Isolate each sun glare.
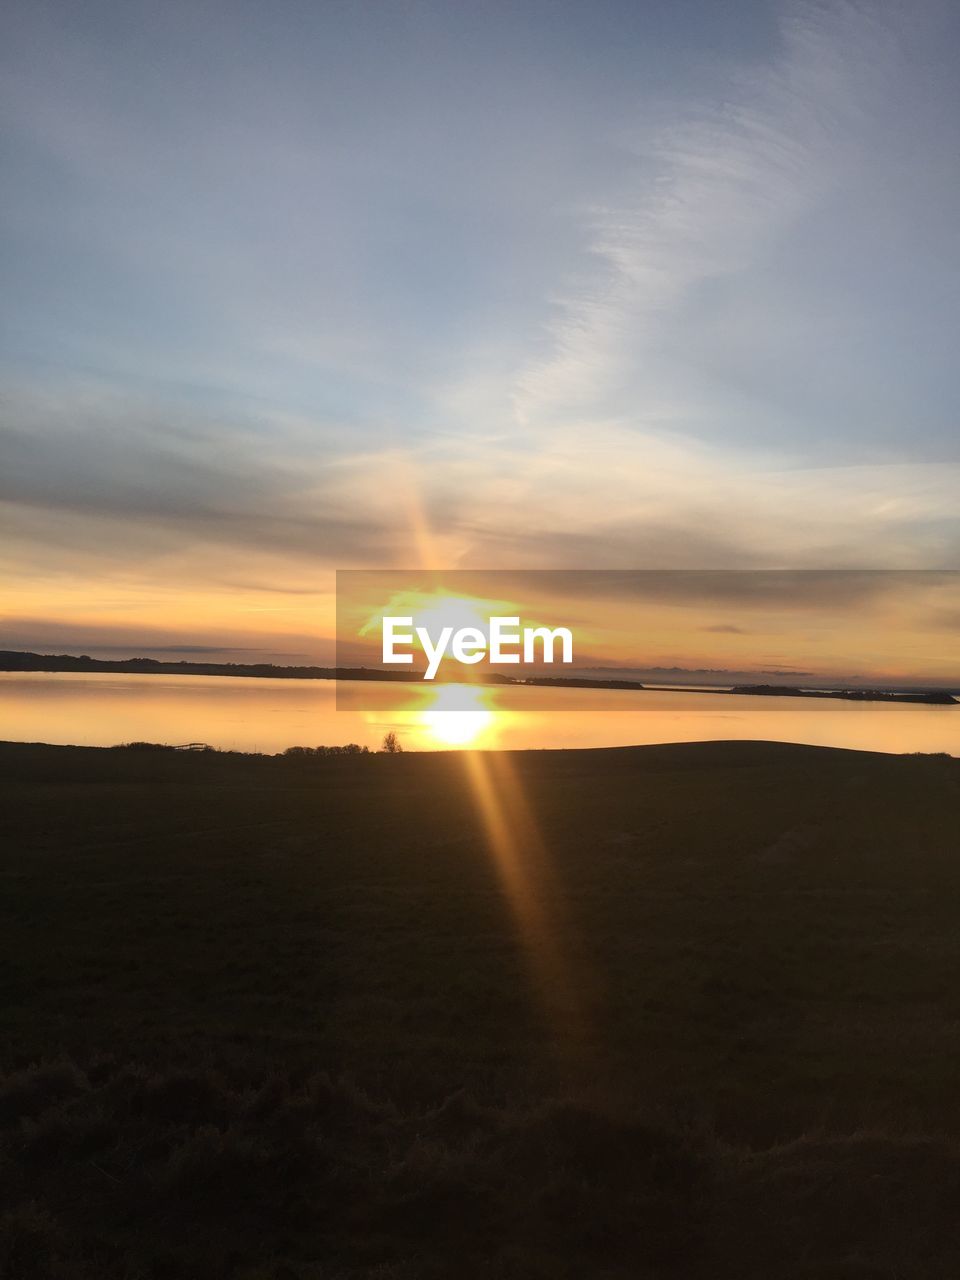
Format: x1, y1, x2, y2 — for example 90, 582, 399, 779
410, 594, 489, 638
361, 588, 520, 674
420, 683, 496, 746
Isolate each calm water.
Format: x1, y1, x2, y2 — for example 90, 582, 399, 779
1, 671, 958, 755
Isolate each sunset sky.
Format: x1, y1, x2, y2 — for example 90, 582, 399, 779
2, 0, 959, 672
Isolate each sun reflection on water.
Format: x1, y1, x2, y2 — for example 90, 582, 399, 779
419, 683, 497, 746
363, 682, 505, 749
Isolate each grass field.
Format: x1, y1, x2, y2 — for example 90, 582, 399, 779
2, 738, 960, 1278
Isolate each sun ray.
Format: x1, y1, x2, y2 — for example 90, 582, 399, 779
396, 458, 588, 1059
460, 749, 589, 1058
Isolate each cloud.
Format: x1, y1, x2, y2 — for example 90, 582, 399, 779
0, 614, 329, 665
512, 1, 959, 460
513, 1, 858, 421
1, 0, 959, 657
3, 383, 959, 609
0, 383, 407, 569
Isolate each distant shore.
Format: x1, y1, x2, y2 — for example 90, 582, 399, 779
2, 649, 956, 705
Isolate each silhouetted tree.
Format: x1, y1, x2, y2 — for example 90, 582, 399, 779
381, 731, 403, 754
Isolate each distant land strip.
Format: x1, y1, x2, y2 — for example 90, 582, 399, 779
0, 650, 649, 692
1, 651, 956, 704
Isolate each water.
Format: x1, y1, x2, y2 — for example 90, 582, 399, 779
1, 671, 958, 755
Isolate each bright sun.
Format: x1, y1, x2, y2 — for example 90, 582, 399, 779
359, 590, 513, 747
409, 594, 488, 639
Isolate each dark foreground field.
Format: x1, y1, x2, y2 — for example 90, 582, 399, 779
2, 739, 960, 1279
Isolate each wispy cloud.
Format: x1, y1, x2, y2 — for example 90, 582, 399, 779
514, 1, 902, 435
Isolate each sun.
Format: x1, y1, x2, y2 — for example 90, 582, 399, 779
410, 594, 489, 639
359, 587, 518, 675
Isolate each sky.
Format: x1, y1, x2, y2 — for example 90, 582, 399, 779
1, 0, 959, 668
335, 570, 960, 687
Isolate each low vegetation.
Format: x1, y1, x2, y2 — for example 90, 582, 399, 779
1, 739, 959, 1277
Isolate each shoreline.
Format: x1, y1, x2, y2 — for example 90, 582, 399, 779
3, 650, 957, 705
1, 737, 955, 761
